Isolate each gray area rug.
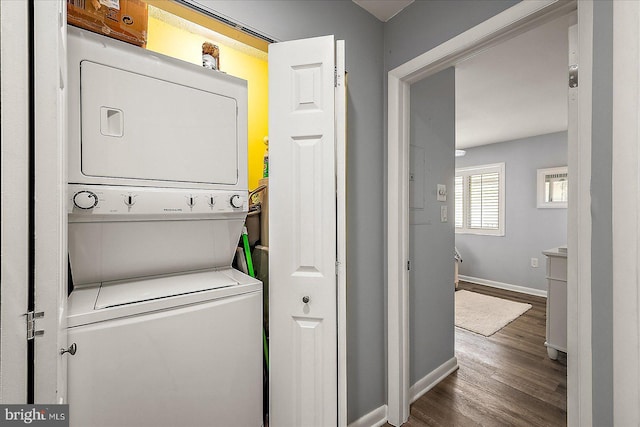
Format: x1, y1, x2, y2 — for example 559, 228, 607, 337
455, 290, 532, 336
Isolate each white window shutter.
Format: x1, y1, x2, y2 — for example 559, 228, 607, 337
468, 172, 499, 230
455, 163, 505, 236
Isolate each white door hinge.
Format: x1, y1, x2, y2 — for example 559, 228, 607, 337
26, 311, 45, 340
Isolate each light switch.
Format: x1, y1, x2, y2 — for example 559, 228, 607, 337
437, 184, 447, 201
441, 205, 448, 222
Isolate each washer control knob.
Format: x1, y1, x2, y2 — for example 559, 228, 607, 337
73, 191, 98, 210
208, 195, 216, 207
230, 194, 244, 208
187, 195, 196, 208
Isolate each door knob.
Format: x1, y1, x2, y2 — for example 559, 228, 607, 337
60, 343, 77, 356
302, 296, 310, 304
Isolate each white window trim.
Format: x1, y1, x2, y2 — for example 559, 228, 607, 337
455, 162, 505, 236
537, 166, 568, 209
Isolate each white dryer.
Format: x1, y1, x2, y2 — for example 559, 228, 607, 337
65, 27, 261, 427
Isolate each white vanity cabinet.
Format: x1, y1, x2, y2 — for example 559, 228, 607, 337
543, 247, 567, 360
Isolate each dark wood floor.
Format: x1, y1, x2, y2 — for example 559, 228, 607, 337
389, 281, 567, 427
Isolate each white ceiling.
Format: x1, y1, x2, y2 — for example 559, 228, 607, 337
455, 14, 571, 149
352, 0, 414, 22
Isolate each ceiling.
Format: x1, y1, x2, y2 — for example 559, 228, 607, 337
352, 0, 414, 22
455, 14, 571, 148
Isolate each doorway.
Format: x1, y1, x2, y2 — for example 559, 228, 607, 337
386, 1, 593, 425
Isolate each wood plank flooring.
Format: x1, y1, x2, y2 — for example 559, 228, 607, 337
389, 281, 567, 427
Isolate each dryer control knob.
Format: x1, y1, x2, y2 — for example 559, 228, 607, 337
73, 191, 98, 210
124, 194, 136, 207
230, 194, 244, 209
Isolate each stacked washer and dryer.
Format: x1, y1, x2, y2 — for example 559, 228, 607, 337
65, 27, 262, 426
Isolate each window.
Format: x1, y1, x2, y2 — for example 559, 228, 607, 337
455, 163, 505, 236
537, 166, 568, 208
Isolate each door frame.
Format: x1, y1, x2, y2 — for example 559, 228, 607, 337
0, 0, 30, 403
386, 1, 593, 425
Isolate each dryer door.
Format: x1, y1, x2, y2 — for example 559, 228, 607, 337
80, 61, 238, 185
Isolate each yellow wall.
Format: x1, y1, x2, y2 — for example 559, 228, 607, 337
146, 15, 268, 190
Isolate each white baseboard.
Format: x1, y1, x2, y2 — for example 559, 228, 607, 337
458, 275, 547, 298
409, 357, 459, 403
348, 404, 387, 427
351, 358, 458, 427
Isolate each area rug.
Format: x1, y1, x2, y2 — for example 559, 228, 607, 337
455, 290, 532, 336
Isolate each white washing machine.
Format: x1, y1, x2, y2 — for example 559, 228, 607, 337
65, 27, 261, 426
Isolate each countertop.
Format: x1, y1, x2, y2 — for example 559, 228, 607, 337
542, 247, 568, 258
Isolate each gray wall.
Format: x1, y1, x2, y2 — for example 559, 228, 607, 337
187, 1, 386, 422
409, 68, 455, 384
384, 0, 520, 70
455, 132, 568, 293
591, 0, 613, 424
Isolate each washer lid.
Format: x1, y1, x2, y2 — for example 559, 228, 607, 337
95, 269, 238, 309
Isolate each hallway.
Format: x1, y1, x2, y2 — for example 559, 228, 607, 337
391, 281, 566, 426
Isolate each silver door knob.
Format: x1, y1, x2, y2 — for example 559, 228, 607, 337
302, 296, 310, 304
60, 343, 77, 356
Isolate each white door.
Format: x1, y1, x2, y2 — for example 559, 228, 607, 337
269, 35, 346, 426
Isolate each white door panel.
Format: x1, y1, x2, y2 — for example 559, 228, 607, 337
269, 35, 340, 426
